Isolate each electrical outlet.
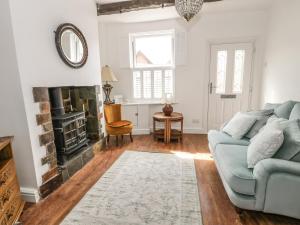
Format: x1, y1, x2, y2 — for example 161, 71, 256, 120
192, 119, 200, 124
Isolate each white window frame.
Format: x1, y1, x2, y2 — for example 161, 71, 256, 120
130, 30, 175, 100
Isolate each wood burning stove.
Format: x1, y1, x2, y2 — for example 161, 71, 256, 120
49, 87, 88, 164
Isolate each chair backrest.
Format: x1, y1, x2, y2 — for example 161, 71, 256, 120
104, 104, 122, 124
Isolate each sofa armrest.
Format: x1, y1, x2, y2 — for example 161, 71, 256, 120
254, 158, 300, 177
253, 158, 300, 211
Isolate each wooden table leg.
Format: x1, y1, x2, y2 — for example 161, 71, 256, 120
181, 119, 183, 142
166, 119, 171, 144
153, 119, 156, 140
164, 120, 168, 143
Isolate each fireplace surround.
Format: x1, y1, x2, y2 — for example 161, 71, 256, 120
33, 85, 104, 198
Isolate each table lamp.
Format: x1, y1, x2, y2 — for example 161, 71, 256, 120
101, 65, 118, 104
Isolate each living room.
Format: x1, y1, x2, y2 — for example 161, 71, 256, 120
0, 0, 299, 224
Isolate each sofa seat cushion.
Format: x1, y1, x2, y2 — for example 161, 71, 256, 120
214, 144, 256, 196
208, 130, 250, 149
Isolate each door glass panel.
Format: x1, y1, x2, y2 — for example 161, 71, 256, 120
233, 50, 246, 93
216, 51, 227, 94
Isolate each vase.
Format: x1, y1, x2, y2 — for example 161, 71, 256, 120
163, 104, 173, 116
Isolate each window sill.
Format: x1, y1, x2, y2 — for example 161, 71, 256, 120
121, 101, 178, 106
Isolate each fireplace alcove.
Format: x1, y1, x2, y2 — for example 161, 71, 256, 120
49, 86, 104, 179
33, 85, 104, 197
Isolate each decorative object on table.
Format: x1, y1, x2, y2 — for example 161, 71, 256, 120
113, 95, 123, 104
61, 151, 202, 225
55, 23, 88, 69
175, 0, 204, 22
0, 137, 25, 225
153, 112, 183, 144
104, 104, 133, 146
161, 93, 174, 116
101, 65, 118, 105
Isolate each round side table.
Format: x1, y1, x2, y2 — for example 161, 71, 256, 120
153, 112, 183, 144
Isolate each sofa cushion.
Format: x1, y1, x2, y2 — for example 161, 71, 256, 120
273, 119, 300, 161
244, 109, 274, 139
245, 116, 269, 139
222, 112, 257, 139
289, 103, 300, 120
247, 125, 284, 168
292, 152, 300, 162
214, 144, 256, 196
264, 103, 281, 110
247, 109, 274, 117
274, 101, 297, 119
208, 130, 250, 149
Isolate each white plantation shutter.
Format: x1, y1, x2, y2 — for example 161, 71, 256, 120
153, 70, 163, 99
143, 71, 152, 99
164, 70, 174, 95
133, 69, 174, 99
133, 71, 141, 98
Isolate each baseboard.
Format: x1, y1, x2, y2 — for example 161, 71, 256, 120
21, 187, 40, 203
132, 129, 151, 135
183, 128, 207, 134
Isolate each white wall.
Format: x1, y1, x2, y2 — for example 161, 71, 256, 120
99, 10, 268, 133
261, 0, 300, 105
0, 0, 101, 196
0, 0, 38, 190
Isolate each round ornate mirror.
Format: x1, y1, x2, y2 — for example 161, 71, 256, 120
55, 23, 88, 68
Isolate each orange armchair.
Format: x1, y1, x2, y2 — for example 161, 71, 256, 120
104, 104, 133, 146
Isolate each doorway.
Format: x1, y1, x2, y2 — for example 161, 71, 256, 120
208, 43, 254, 130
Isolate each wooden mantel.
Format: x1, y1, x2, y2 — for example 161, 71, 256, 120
97, 0, 222, 16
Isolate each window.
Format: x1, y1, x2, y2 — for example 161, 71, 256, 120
216, 50, 227, 94
130, 31, 175, 100
233, 50, 245, 93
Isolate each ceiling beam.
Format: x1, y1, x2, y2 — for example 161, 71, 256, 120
97, 0, 222, 16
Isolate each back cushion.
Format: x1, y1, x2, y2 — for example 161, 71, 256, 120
222, 112, 257, 140
245, 109, 274, 139
274, 101, 297, 119
264, 103, 281, 110
292, 152, 300, 162
273, 120, 300, 161
289, 103, 300, 120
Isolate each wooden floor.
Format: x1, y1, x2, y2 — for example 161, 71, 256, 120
20, 134, 300, 225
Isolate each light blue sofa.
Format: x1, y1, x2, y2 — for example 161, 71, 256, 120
208, 101, 300, 219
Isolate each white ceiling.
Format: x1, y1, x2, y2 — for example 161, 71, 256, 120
98, 0, 274, 23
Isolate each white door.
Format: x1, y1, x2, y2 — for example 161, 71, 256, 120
208, 43, 254, 130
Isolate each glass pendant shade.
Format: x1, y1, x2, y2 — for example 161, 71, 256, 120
175, 0, 204, 22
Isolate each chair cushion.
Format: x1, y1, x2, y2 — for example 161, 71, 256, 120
208, 130, 250, 149
214, 144, 256, 196
105, 123, 133, 135
107, 120, 132, 128
289, 103, 300, 120
274, 101, 297, 119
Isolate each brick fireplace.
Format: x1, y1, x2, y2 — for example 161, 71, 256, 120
33, 86, 104, 198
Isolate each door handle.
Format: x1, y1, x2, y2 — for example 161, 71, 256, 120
209, 82, 217, 94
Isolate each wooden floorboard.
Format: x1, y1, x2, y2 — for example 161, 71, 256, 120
20, 134, 300, 225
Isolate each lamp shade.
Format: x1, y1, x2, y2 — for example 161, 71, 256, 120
101, 65, 118, 82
